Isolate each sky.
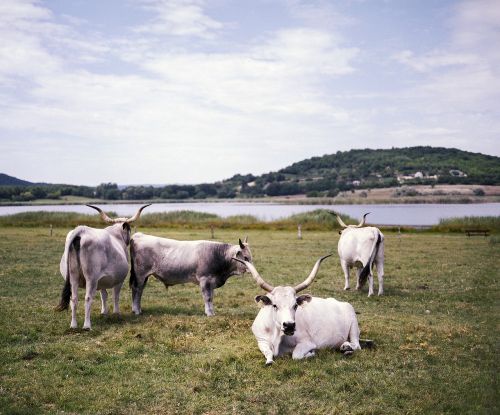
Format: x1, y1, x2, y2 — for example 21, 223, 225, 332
0, 0, 499, 186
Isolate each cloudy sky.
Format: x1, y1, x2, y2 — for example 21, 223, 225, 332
0, 0, 499, 185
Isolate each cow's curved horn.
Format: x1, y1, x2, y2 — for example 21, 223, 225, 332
329, 211, 348, 228
86, 204, 117, 223
355, 212, 370, 228
294, 254, 332, 293
126, 204, 151, 223
232, 258, 274, 293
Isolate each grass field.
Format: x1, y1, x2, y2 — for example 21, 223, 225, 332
0, 226, 498, 414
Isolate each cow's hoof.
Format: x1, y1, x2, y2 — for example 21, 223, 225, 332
265, 361, 273, 366
342, 350, 354, 357
82, 326, 91, 331
343, 287, 350, 291
340, 343, 353, 354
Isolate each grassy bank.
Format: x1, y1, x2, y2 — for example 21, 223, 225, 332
0, 209, 352, 231
434, 216, 500, 233
0, 227, 498, 414
1, 210, 499, 233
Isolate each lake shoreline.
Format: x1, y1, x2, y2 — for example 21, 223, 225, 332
2, 184, 499, 206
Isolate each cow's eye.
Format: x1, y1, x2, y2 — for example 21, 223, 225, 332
244, 256, 249, 261
293, 304, 298, 310
273, 304, 278, 310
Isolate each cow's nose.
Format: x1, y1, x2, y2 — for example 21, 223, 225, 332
283, 322, 295, 331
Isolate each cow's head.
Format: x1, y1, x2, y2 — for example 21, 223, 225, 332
255, 288, 312, 336
233, 255, 331, 336
87, 204, 151, 244
330, 212, 370, 233
233, 236, 253, 274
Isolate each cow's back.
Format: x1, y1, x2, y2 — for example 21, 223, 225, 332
131, 233, 230, 284
338, 226, 380, 265
295, 297, 356, 348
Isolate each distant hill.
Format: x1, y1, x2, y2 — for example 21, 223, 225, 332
221, 146, 500, 197
0, 173, 33, 186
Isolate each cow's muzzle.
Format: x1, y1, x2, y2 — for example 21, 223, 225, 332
283, 321, 296, 336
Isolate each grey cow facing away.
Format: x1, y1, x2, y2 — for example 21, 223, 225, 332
56, 204, 150, 329
129, 233, 252, 316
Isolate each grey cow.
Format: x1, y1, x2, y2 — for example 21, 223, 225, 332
56, 204, 150, 329
130, 233, 252, 316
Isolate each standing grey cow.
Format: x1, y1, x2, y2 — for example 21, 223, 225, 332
56, 204, 150, 329
331, 212, 385, 296
129, 233, 252, 316
233, 255, 367, 365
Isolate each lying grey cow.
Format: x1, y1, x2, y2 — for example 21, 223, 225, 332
130, 233, 252, 316
331, 212, 385, 296
234, 256, 368, 365
56, 204, 150, 329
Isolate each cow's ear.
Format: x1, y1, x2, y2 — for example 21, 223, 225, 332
239, 238, 245, 249
122, 222, 131, 231
255, 295, 272, 306
296, 294, 312, 306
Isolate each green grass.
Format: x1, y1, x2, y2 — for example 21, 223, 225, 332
0, 227, 498, 414
435, 216, 500, 233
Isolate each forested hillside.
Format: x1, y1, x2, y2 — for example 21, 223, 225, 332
223, 147, 500, 198
1, 147, 499, 201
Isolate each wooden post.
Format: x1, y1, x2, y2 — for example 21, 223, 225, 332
298, 224, 302, 240
49, 224, 53, 237
210, 225, 215, 239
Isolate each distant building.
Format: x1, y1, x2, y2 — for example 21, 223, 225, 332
449, 169, 467, 177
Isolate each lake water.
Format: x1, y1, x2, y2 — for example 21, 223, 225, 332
0, 202, 499, 226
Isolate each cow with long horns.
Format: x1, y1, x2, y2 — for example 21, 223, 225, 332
56, 204, 150, 329
234, 255, 364, 365
129, 234, 252, 316
331, 212, 385, 296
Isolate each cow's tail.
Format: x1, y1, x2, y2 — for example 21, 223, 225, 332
358, 230, 382, 288
129, 238, 137, 288
55, 231, 81, 311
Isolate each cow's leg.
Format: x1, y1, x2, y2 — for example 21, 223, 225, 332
377, 259, 384, 295
112, 282, 123, 314
256, 338, 275, 365
341, 313, 361, 354
355, 267, 362, 290
292, 341, 317, 360
340, 259, 350, 290
131, 275, 148, 315
367, 272, 374, 297
100, 289, 109, 315
83, 279, 98, 330
199, 277, 215, 317
70, 280, 79, 329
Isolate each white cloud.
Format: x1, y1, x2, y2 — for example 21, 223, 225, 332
133, 0, 223, 39
394, 50, 479, 72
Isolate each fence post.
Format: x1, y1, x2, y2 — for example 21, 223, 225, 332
298, 224, 302, 240
50, 224, 53, 237
210, 225, 215, 239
